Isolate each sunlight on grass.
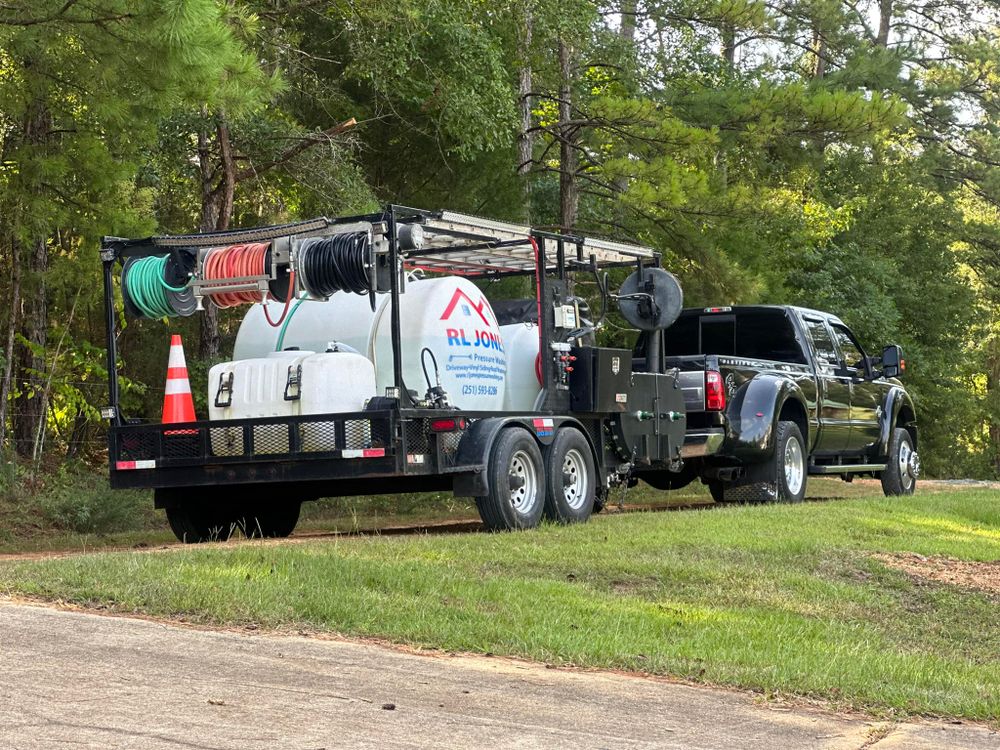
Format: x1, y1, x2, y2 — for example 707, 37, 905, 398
1, 489, 998, 720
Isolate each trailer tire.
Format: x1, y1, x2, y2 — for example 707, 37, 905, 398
241, 502, 302, 539
543, 427, 595, 524
475, 427, 546, 531
165, 504, 236, 544
707, 480, 726, 503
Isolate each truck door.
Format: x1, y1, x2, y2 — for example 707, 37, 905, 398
801, 316, 851, 453
831, 323, 881, 453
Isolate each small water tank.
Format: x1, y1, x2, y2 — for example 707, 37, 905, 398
299, 351, 376, 451
208, 350, 315, 456
501, 323, 542, 412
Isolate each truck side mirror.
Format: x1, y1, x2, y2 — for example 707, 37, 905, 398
882, 344, 904, 378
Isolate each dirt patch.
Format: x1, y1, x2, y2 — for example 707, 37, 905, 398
874, 552, 1000, 598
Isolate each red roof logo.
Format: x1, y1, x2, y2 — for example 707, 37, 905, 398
440, 288, 494, 326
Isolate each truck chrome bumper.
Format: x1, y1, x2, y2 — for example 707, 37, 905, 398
681, 429, 725, 458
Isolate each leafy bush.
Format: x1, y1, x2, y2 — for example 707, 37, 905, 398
38, 468, 156, 535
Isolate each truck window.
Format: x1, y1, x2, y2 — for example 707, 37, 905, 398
803, 317, 838, 370
662, 309, 806, 364
831, 324, 866, 377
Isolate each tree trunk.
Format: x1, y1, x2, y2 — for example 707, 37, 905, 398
876, 0, 893, 48
615, 0, 638, 203
12, 234, 48, 458
720, 22, 736, 70
516, 0, 534, 222
197, 114, 236, 362
0, 235, 20, 454
558, 39, 578, 232
812, 27, 827, 79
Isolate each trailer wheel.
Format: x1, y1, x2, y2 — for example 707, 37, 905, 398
165, 504, 236, 544
707, 480, 726, 503
475, 427, 546, 531
241, 502, 302, 539
543, 427, 596, 524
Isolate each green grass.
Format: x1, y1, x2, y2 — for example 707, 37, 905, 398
2, 488, 998, 721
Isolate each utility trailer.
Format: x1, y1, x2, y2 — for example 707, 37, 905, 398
100, 206, 688, 541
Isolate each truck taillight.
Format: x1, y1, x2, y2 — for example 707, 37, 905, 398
430, 417, 467, 432
705, 371, 726, 411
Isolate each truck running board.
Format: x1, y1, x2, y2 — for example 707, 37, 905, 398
809, 463, 887, 475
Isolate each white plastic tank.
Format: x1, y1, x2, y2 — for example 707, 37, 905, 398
234, 277, 508, 411
368, 277, 506, 410
234, 293, 383, 361
208, 350, 314, 455
501, 323, 542, 412
299, 351, 376, 451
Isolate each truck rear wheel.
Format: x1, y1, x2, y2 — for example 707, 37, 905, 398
241, 502, 302, 539
880, 427, 918, 496
543, 427, 595, 524
713, 421, 807, 504
475, 427, 546, 531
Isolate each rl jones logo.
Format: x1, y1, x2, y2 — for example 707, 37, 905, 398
441, 288, 505, 352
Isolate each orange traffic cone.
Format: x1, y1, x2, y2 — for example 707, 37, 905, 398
162, 334, 196, 425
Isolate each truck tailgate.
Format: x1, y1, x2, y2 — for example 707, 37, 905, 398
677, 370, 706, 412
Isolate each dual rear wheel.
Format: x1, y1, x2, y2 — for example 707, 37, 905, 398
475, 426, 597, 531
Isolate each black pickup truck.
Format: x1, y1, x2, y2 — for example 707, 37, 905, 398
636, 305, 919, 503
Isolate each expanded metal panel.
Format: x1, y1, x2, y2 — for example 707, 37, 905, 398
403, 419, 430, 455
343, 419, 373, 450
437, 431, 463, 467
118, 431, 156, 462
161, 433, 201, 459
299, 420, 338, 453
252, 424, 293, 455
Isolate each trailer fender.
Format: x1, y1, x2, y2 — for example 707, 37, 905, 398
451, 416, 598, 497
878, 387, 917, 456
726, 374, 810, 462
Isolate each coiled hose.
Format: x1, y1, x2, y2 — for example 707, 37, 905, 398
297, 232, 371, 298
122, 256, 189, 318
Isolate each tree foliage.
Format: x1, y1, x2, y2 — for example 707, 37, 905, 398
0, 0, 998, 477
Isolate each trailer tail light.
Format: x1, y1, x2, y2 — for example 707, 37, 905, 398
705, 370, 726, 411
430, 417, 467, 433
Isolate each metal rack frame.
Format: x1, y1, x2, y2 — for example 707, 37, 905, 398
99, 205, 659, 424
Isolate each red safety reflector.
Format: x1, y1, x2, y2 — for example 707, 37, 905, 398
705, 370, 726, 411
341, 448, 386, 459
430, 417, 467, 433
116, 460, 156, 471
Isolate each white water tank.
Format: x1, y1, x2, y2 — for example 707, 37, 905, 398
299, 352, 376, 451
234, 293, 382, 361
233, 277, 508, 411
368, 277, 507, 410
501, 323, 542, 412
208, 350, 377, 455
208, 350, 314, 455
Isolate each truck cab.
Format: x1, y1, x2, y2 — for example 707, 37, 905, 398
637, 305, 918, 502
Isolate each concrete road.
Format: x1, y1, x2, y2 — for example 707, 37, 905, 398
0, 602, 995, 749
